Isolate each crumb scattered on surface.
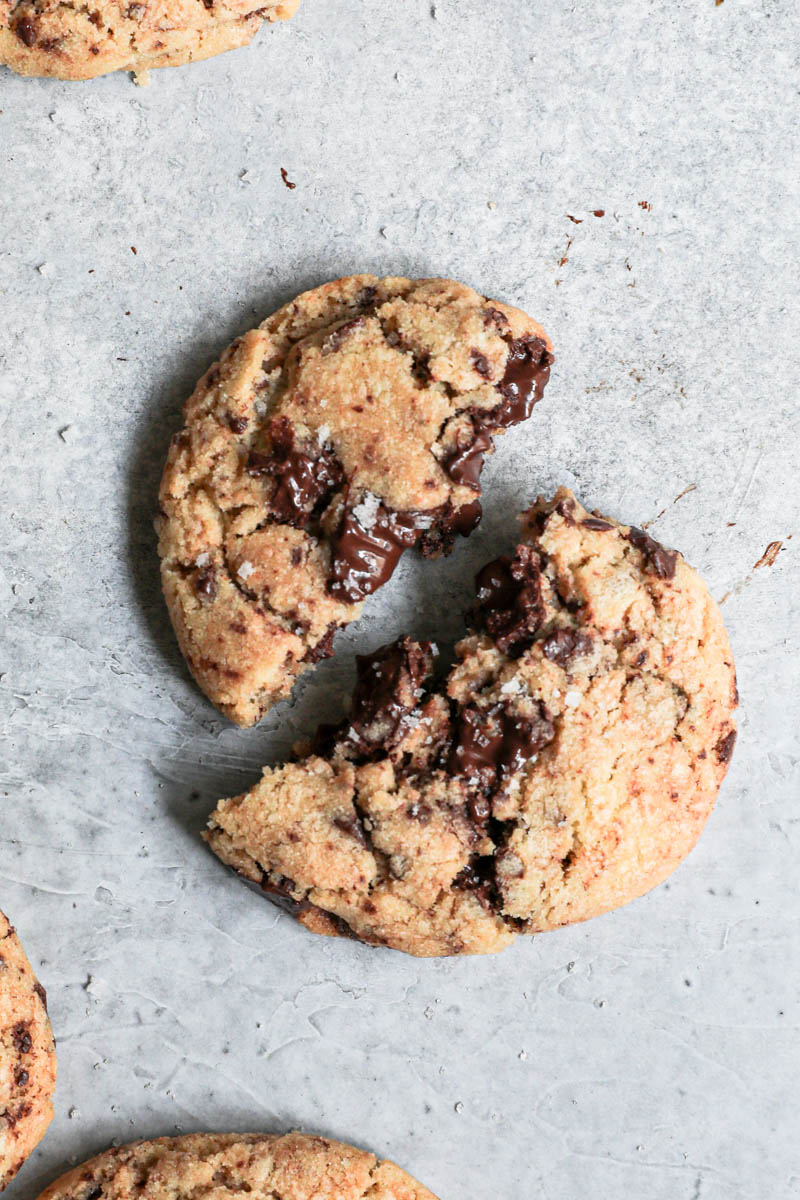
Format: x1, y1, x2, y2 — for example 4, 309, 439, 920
754, 541, 783, 569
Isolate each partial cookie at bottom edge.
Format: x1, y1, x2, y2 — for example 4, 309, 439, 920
35, 1132, 438, 1200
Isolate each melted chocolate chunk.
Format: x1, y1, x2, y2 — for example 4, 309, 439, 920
259, 872, 308, 916
453, 855, 500, 911
449, 705, 505, 791
496, 336, 553, 425
582, 517, 615, 531
472, 544, 545, 655
249, 417, 343, 527
327, 505, 420, 602
195, 566, 217, 602
449, 701, 554, 794
714, 729, 737, 764
444, 422, 493, 491
347, 637, 433, 754
541, 628, 593, 668
627, 527, 679, 581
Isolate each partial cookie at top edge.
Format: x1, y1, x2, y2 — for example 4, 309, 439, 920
0, 910, 56, 1190
35, 1131, 438, 1200
0, 0, 299, 81
206, 488, 737, 957
157, 274, 553, 725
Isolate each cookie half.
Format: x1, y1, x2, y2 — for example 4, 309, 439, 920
0, 0, 299, 81
207, 488, 738, 957
35, 1132, 438, 1200
0, 910, 56, 1189
157, 275, 553, 726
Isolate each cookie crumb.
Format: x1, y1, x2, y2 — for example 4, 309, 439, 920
753, 541, 782, 569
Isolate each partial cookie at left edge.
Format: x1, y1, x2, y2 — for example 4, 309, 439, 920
0, 0, 299, 81
0, 910, 56, 1190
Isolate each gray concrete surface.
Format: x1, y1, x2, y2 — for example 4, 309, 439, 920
1, 1, 798, 1196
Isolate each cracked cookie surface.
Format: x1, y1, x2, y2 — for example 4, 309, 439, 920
206, 489, 738, 958
157, 275, 553, 726
0, 0, 298, 80
35, 1132, 438, 1200
0, 910, 56, 1190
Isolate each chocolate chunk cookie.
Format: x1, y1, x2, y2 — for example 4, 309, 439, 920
157, 275, 553, 726
35, 1132, 438, 1200
0, 0, 298, 80
206, 489, 738, 957
0, 910, 56, 1189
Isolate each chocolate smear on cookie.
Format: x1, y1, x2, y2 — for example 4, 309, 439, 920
327, 500, 420, 602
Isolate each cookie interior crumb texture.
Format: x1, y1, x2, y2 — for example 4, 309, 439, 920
0, 910, 57, 1190
35, 1132, 439, 1200
157, 275, 553, 726
0, 0, 299, 81
206, 488, 738, 958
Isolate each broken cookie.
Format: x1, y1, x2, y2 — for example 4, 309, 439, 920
206, 489, 738, 957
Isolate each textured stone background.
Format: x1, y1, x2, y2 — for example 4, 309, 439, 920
1, 1, 798, 1196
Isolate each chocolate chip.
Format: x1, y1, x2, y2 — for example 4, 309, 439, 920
714, 729, 737, 764
406, 801, 432, 822
582, 517, 615, 531
14, 1069, 28, 1088
541, 628, 592, 667
483, 306, 510, 331
15, 17, 37, 45
470, 349, 492, 379
555, 498, 577, 525
359, 286, 378, 308
290, 546, 303, 566
628, 527, 678, 581
12, 1024, 32, 1054
227, 414, 248, 433
472, 544, 545, 655
334, 813, 368, 848
195, 566, 217, 602
327, 504, 419, 603
33, 981, 47, 1010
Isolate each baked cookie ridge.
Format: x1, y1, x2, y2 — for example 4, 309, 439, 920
157, 275, 554, 725
206, 488, 738, 957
